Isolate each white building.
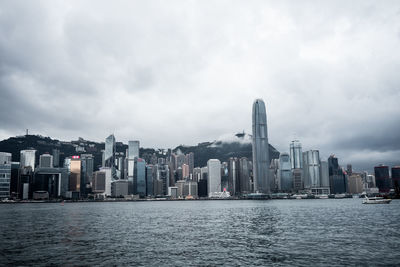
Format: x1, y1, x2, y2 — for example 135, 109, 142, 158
20, 150, 36, 171
207, 159, 221, 197
100, 167, 112, 197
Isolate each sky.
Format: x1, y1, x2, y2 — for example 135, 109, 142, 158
1, 0, 400, 171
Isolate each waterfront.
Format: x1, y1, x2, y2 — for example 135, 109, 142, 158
1, 199, 399, 266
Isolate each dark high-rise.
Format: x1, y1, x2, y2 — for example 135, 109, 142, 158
392, 166, 400, 195
374, 165, 390, 193
328, 155, 346, 194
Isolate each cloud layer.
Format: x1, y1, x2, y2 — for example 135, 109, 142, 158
1, 0, 400, 171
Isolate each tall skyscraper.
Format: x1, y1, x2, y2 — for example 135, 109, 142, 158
290, 141, 303, 169
391, 166, 400, 195
303, 150, 321, 188
182, 164, 190, 179
207, 159, 221, 197
20, 150, 36, 171
374, 165, 390, 193
128, 141, 140, 159
104, 134, 116, 167
252, 98, 270, 193
328, 155, 346, 194
228, 157, 239, 196
238, 157, 251, 193
69, 156, 81, 193
134, 158, 146, 197
279, 153, 292, 192
0, 152, 12, 199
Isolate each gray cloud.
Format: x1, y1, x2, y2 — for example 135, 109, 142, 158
0, 0, 400, 171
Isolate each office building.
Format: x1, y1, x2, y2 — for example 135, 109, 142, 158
111, 180, 129, 197
39, 153, 53, 168
328, 155, 347, 194
0, 152, 12, 199
348, 174, 363, 194
374, 165, 390, 193
128, 141, 140, 159
290, 141, 303, 169
392, 166, 400, 195
69, 156, 81, 194
303, 150, 321, 189
252, 98, 270, 193
99, 167, 112, 197
104, 134, 116, 167
228, 157, 239, 196
20, 150, 36, 171
239, 157, 251, 193
52, 149, 60, 167
279, 153, 292, 192
207, 159, 221, 197
157, 163, 169, 195
182, 164, 190, 179
134, 158, 146, 197
92, 171, 106, 193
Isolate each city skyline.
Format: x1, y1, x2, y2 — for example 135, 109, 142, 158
1, 1, 399, 172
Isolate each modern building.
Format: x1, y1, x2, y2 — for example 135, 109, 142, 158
157, 163, 169, 195
0, 152, 12, 199
207, 159, 221, 197
104, 134, 116, 167
290, 141, 303, 169
92, 171, 106, 193
111, 180, 129, 197
52, 149, 60, 167
20, 150, 36, 171
374, 165, 390, 193
348, 174, 363, 194
292, 168, 303, 192
228, 157, 239, 196
182, 164, 190, 179
392, 166, 400, 195
279, 153, 292, 192
328, 155, 347, 194
146, 165, 154, 196
33, 167, 69, 198
303, 150, 321, 189
128, 141, 139, 159
80, 154, 94, 195
184, 152, 194, 174
99, 167, 112, 197
193, 167, 202, 182
134, 158, 146, 197
69, 156, 81, 194
252, 98, 270, 193
239, 157, 251, 193
39, 153, 53, 168
320, 161, 330, 188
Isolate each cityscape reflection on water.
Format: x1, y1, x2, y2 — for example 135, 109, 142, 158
1, 199, 399, 266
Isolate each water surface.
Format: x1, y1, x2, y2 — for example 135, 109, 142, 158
1, 199, 399, 266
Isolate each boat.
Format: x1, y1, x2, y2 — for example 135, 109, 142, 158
362, 196, 391, 204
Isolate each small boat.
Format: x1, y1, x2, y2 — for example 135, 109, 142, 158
362, 196, 391, 204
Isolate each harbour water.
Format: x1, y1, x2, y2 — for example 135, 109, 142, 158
1, 199, 399, 266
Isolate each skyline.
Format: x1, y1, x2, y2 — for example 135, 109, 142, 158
1, 1, 400, 172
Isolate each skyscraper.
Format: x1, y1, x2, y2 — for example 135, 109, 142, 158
252, 99, 270, 193
392, 166, 400, 196
69, 156, 81, 193
374, 165, 390, 193
328, 155, 346, 194
290, 141, 303, 169
303, 150, 321, 188
279, 153, 292, 192
207, 159, 221, 197
128, 141, 140, 159
134, 158, 146, 197
20, 150, 36, 171
104, 134, 116, 168
0, 152, 12, 199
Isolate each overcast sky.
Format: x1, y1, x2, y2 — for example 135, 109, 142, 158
1, 0, 399, 171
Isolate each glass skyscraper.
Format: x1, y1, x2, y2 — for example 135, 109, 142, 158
252, 99, 270, 193
0, 152, 12, 199
105, 134, 116, 167
279, 153, 292, 192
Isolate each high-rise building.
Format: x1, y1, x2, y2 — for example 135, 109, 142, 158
69, 156, 81, 193
374, 165, 390, 193
52, 149, 60, 167
182, 164, 190, 179
392, 166, 400, 195
128, 141, 140, 159
279, 153, 292, 192
239, 157, 251, 193
292, 169, 303, 192
252, 98, 270, 193
303, 150, 321, 189
39, 153, 53, 168
193, 167, 202, 182
328, 155, 347, 194
20, 150, 36, 171
104, 134, 116, 167
184, 152, 194, 174
228, 157, 239, 196
33, 167, 68, 198
99, 167, 112, 196
290, 141, 303, 169
320, 161, 329, 188
111, 180, 129, 197
157, 163, 169, 195
348, 174, 363, 194
0, 152, 12, 199
134, 158, 146, 197
92, 171, 106, 193
81, 154, 94, 196
207, 159, 221, 197
146, 165, 155, 196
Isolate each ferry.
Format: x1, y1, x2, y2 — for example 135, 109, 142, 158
362, 196, 391, 204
